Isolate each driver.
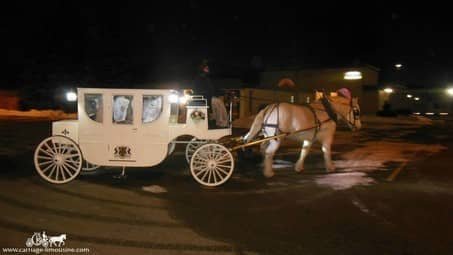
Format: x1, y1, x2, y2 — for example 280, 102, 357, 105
193, 59, 228, 128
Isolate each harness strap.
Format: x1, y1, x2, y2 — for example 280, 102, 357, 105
262, 103, 282, 135
261, 103, 332, 140
320, 97, 338, 123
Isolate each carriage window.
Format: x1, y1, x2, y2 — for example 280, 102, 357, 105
113, 95, 133, 124
142, 95, 163, 123
85, 94, 103, 123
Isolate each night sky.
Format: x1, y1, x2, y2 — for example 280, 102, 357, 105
3, 1, 453, 89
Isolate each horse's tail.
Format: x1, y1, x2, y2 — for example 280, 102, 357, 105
243, 104, 272, 143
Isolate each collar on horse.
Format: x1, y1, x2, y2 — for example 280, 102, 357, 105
320, 96, 338, 123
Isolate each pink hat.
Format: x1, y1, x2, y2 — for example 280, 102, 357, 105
337, 88, 351, 100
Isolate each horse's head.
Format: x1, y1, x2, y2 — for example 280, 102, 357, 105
316, 89, 362, 131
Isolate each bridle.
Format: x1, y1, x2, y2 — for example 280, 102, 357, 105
324, 96, 360, 130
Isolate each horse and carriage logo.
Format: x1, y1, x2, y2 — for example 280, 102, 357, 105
114, 146, 132, 159
25, 231, 67, 248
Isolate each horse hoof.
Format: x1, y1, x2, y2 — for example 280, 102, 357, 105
294, 167, 304, 173
264, 171, 275, 178
326, 166, 336, 173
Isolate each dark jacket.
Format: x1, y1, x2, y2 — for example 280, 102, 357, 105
193, 72, 215, 108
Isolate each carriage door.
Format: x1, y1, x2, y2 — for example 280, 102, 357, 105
109, 93, 139, 165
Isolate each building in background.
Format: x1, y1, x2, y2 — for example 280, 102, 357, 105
247, 65, 379, 114
0, 90, 20, 110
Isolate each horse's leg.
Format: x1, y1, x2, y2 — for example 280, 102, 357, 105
321, 134, 335, 172
263, 139, 280, 178
295, 140, 312, 172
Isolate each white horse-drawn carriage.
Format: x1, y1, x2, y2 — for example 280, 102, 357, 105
34, 87, 361, 187
34, 88, 235, 187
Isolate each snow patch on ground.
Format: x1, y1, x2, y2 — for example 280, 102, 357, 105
315, 172, 375, 190
361, 115, 433, 125
335, 141, 447, 172
142, 185, 168, 194
0, 109, 76, 120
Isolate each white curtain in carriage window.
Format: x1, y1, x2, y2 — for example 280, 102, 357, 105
113, 95, 133, 123
142, 95, 163, 123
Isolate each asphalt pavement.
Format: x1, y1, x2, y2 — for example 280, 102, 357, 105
0, 118, 452, 255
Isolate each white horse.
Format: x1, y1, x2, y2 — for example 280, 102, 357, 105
49, 234, 66, 247
243, 89, 361, 177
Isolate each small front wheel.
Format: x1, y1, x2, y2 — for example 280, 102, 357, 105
34, 136, 82, 184
190, 143, 234, 187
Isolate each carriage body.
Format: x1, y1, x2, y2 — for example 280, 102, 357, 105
34, 88, 234, 185
67, 88, 231, 167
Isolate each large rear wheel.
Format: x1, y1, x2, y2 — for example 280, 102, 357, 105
34, 136, 82, 184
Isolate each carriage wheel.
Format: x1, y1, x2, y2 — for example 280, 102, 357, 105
190, 143, 234, 187
185, 138, 213, 164
82, 161, 100, 172
34, 136, 82, 184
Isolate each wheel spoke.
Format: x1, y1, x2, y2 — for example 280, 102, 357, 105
51, 140, 58, 154
47, 165, 56, 178
207, 170, 212, 183
59, 166, 66, 180
201, 169, 209, 182
41, 163, 55, 173
38, 155, 53, 160
217, 159, 232, 164
55, 165, 60, 181
39, 148, 54, 157
39, 160, 53, 166
62, 164, 73, 176
195, 167, 208, 176
63, 161, 78, 172
215, 167, 230, 176
213, 168, 224, 180
216, 164, 232, 169
212, 169, 217, 183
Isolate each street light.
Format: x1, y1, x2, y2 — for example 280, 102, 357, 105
384, 87, 394, 94
406, 94, 413, 98
395, 63, 403, 70
446, 87, 453, 96
414, 97, 420, 101
66, 91, 77, 102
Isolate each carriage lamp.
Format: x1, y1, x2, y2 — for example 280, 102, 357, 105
179, 95, 190, 104
446, 87, 453, 96
344, 71, 362, 80
66, 91, 77, 102
168, 94, 179, 103
383, 87, 394, 94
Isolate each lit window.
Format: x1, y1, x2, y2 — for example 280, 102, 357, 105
142, 95, 163, 123
344, 71, 362, 80
84, 94, 103, 123
113, 95, 133, 124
